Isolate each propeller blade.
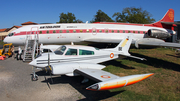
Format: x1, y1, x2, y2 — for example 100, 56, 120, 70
48, 51, 53, 83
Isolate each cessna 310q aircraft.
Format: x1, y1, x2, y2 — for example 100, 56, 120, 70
29, 34, 153, 91
3, 9, 180, 48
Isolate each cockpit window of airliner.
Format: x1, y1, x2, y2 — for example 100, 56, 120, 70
8, 33, 14, 36
54, 46, 66, 55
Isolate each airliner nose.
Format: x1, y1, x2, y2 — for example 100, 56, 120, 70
3, 37, 8, 43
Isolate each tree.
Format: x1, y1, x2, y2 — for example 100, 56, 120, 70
112, 7, 155, 24
76, 19, 83, 23
91, 10, 114, 23
58, 12, 77, 23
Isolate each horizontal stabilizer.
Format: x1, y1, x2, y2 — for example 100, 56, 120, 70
119, 54, 146, 61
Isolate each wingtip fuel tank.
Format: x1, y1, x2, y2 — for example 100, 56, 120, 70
86, 73, 154, 91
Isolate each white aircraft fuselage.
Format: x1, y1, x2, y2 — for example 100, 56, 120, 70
3, 9, 177, 48
3, 22, 175, 45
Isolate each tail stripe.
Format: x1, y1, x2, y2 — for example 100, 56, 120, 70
121, 38, 129, 47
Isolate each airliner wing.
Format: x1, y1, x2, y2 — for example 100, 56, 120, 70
135, 38, 180, 48
74, 68, 119, 82
84, 38, 120, 43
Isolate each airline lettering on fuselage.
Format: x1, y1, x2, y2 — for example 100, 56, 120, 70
67, 26, 77, 28
40, 26, 61, 29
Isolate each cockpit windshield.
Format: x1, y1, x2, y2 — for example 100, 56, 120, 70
7, 33, 14, 37
54, 45, 66, 55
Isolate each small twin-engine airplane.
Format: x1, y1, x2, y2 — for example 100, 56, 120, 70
3, 9, 180, 48
29, 34, 154, 91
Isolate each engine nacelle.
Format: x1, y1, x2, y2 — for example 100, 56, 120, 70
147, 29, 171, 39
51, 62, 105, 75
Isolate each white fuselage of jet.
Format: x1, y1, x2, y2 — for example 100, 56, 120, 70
3, 23, 174, 45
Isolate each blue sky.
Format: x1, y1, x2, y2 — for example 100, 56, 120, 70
0, 0, 180, 29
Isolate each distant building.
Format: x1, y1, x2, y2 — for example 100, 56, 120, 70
0, 21, 37, 42
21, 21, 38, 26
0, 26, 21, 41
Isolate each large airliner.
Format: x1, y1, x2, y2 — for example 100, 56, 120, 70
3, 9, 180, 48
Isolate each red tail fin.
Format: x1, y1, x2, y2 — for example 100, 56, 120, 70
152, 9, 176, 30
160, 9, 174, 22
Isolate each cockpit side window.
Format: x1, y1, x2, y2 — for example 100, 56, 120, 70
42, 49, 52, 53
8, 33, 14, 37
79, 49, 94, 55
65, 48, 77, 55
54, 46, 66, 55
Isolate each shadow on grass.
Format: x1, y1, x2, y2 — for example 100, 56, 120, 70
101, 59, 136, 69
166, 53, 180, 58
128, 52, 180, 72
41, 75, 125, 100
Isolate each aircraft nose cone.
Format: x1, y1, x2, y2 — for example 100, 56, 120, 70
29, 60, 36, 66
3, 37, 8, 43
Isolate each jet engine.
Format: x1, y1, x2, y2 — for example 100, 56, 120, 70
147, 29, 171, 39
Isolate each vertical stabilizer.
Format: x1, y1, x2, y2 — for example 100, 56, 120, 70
114, 34, 133, 55
152, 9, 175, 30
160, 9, 174, 22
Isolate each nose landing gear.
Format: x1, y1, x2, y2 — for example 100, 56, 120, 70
31, 66, 38, 81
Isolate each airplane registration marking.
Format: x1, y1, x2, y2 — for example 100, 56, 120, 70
121, 38, 129, 47
110, 53, 114, 58
101, 75, 111, 78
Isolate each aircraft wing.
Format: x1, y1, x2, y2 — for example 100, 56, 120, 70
84, 38, 121, 43
74, 68, 119, 82
135, 38, 180, 48
85, 38, 180, 48
74, 68, 154, 91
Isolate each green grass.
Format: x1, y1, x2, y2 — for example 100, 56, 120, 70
0, 41, 4, 45
101, 47, 180, 101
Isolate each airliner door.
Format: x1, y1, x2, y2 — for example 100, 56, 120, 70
31, 27, 39, 40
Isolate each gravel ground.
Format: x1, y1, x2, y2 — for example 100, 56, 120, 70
0, 57, 85, 101
0, 57, 120, 101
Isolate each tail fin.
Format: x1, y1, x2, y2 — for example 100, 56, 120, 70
160, 9, 174, 22
152, 9, 176, 30
114, 34, 133, 55
114, 34, 146, 60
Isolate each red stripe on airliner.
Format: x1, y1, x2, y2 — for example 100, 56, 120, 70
13, 29, 146, 36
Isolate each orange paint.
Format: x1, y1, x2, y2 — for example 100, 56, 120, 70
110, 53, 114, 58
100, 80, 126, 90
101, 75, 111, 78
100, 73, 154, 90
126, 73, 154, 86
168, 11, 174, 20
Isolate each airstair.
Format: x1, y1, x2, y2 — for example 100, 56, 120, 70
23, 29, 39, 62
